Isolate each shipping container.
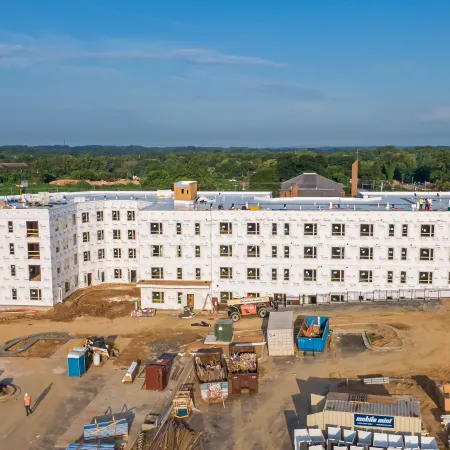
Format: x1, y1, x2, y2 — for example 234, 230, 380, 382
267, 311, 294, 356
229, 345, 258, 395
297, 316, 329, 354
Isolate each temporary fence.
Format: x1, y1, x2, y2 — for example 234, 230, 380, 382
278, 288, 450, 306
83, 417, 128, 441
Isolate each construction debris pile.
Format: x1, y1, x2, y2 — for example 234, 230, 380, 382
194, 355, 226, 382
229, 351, 257, 374
149, 419, 204, 450
301, 325, 322, 338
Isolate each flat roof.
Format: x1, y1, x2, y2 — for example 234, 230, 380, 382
324, 392, 420, 418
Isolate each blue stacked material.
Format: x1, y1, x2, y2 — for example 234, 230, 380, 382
83, 418, 128, 441
297, 316, 330, 354
66, 443, 115, 449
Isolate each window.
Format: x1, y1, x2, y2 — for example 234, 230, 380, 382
195, 223, 200, 235
332, 223, 345, 236
419, 272, 433, 284
220, 267, 233, 279
273, 293, 285, 304
304, 223, 317, 236
82, 232, 90, 243
400, 271, 407, 283
284, 246, 290, 258
82, 212, 89, 223
127, 210, 135, 221
360, 224, 374, 237
56, 262, 61, 275
9, 243, 15, 255
304, 269, 316, 281
12, 288, 17, 300
98, 249, 105, 260
113, 248, 122, 259
332, 247, 345, 259
331, 270, 344, 282
284, 269, 290, 281
401, 248, 407, 260
196, 268, 201, 280
83, 251, 90, 262
64, 258, 69, 270
128, 230, 136, 240
151, 268, 164, 279
55, 240, 60, 253
54, 219, 59, 232
28, 243, 40, 259
72, 214, 76, 225
420, 224, 435, 237
177, 245, 182, 257
74, 254, 78, 265
359, 270, 373, 282
220, 292, 233, 303
63, 238, 68, 250
331, 295, 346, 302
26, 221, 39, 237
97, 211, 103, 221
247, 245, 260, 257
10, 265, 16, 276
113, 229, 121, 240
387, 271, 393, 283
284, 223, 290, 236
272, 223, 277, 235
388, 224, 395, 237
65, 281, 70, 293
152, 292, 164, 303
195, 246, 201, 258
128, 248, 137, 259
73, 234, 77, 245
114, 269, 122, 279
151, 222, 163, 234
30, 289, 42, 301
388, 247, 394, 260
420, 248, 434, 261
402, 224, 408, 237
62, 217, 68, 229
75, 275, 79, 286
271, 268, 277, 281
247, 292, 260, 298
177, 268, 183, 280
360, 247, 373, 260
8, 221, 13, 233
97, 230, 104, 241
151, 245, 163, 257
112, 210, 120, 221
176, 223, 182, 235
304, 246, 317, 258
272, 246, 278, 258
178, 292, 183, 304
247, 223, 260, 235
220, 245, 232, 257
247, 268, 260, 280
219, 222, 232, 234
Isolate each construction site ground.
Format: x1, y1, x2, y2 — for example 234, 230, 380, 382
0, 291, 449, 450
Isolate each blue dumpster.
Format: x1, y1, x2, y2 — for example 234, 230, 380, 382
68, 347, 88, 377
297, 316, 329, 354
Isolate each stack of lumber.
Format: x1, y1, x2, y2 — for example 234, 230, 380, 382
149, 419, 205, 450
302, 325, 321, 338
229, 352, 257, 373
194, 357, 225, 382
83, 417, 128, 440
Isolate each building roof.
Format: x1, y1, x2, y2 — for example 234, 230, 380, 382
281, 172, 344, 193
324, 392, 420, 418
0, 162, 30, 170
268, 311, 294, 330
174, 181, 197, 188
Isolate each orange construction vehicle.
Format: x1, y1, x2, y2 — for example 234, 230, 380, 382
226, 296, 278, 322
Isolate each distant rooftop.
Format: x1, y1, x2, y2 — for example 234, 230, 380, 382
281, 172, 344, 193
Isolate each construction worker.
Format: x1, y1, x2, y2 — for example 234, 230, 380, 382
419, 198, 424, 210
24, 393, 32, 416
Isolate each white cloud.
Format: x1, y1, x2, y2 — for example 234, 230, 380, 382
422, 107, 450, 122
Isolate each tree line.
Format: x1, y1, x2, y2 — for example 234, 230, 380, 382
0, 145, 450, 194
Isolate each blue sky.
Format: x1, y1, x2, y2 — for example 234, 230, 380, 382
1, 0, 450, 147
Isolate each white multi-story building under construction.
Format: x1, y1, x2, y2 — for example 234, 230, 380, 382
1, 181, 449, 310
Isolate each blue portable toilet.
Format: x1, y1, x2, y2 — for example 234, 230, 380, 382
67, 346, 88, 377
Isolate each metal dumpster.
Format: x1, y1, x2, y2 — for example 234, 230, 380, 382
297, 316, 329, 354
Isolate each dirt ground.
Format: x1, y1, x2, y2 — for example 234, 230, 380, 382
1, 298, 450, 449
49, 179, 140, 186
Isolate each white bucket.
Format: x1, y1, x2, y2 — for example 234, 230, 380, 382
93, 353, 101, 366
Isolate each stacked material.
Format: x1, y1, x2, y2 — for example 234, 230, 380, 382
83, 417, 128, 441
149, 419, 205, 450
194, 356, 226, 382
302, 325, 322, 338
66, 443, 115, 450
229, 351, 257, 374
